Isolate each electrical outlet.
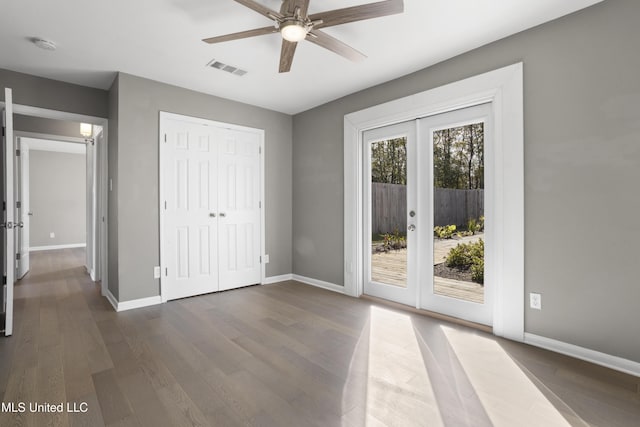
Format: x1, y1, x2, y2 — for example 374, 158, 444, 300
153, 266, 161, 279
263, 254, 269, 263
50, 232, 55, 239
530, 293, 542, 310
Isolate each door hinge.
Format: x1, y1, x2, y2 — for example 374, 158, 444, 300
259, 256, 262, 264
15, 149, 20, 156
2, 126, 4, 137
3, 275, 6, 285
165, 268, 168, 276
164, 134, 167, 143
3, 201, 5, 211
164, 201, 167, 210
16, 201, 21, 209
16, 253, 20, 260
259, 146, 261, 155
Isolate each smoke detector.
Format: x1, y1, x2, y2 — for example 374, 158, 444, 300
32, 38, 57, 51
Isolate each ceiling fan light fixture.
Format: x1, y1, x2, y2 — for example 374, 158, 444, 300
280, 20, 308, 42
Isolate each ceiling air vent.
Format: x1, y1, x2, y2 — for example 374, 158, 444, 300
207, 59, 247, 77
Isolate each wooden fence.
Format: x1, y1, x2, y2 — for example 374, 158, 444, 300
371, 183, 484, 234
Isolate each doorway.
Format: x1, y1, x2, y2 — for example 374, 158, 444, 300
16, 136, 90, 277
363, 104, 492, 326
344, 63, 524, 339
2, 88, 108, 336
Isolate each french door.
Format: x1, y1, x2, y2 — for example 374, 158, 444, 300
160, 115, 262, 301
364, 121, 417, 306
364, 103, 493, 326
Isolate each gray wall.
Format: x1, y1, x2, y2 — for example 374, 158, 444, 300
113, 73, 292, 302
14, 114, 85, 139
108, 76, 120, 300
292, 0, 640, 363
29, 150, 86, 247
0, 68, 109, 118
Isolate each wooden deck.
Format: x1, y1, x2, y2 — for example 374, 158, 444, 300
371, 245, 484, 304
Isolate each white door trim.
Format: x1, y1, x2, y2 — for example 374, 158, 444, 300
158, 111, 266, 303
344, 63, 524, 341
2, 88, 15, 336
0, 101, 109, 297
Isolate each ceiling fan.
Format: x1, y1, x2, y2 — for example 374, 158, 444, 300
203, 0, 404, 73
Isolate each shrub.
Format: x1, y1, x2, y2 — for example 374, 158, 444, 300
434, 224, 456, 239
467, 218, 479, 234
445, 239, 484, 284
466, 216, 485, 235
445, 243, 471, 267
471, 257, 484, 284
381, 227, 406, 251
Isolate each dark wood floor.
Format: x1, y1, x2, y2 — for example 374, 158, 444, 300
1, 249, 639, 426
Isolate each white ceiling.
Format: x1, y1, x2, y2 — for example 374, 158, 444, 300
1, 0, 601, 114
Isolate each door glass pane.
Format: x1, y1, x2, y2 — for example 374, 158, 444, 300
370, 137, 407, 287
432, 123, 485, 303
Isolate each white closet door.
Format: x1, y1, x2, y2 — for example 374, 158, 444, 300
217, 128, 261, 291
163, 119, 219, 300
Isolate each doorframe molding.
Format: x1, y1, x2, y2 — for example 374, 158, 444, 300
158, 111, 266, 303
343, 63, 524, 341
0, 99, 109, 298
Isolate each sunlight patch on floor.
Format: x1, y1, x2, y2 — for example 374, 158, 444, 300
364, 306, 444, 427
441, 326, 573, 427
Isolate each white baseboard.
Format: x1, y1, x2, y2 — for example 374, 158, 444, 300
104, 290, 162, 312
262, 274, 293, 285
524, 333, 640, 378
105, 289, 119, 311
30, 243, 86, 252
291, 274, 345, 294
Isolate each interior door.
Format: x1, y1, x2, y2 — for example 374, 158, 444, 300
17, 138, 29, 279
217, 128, 261, 291
2, 88, 15, 336
363, 121, 417, 306
163, 118, 219, 301
418, 103, 493, 326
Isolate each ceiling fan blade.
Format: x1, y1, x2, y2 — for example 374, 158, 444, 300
280, 0, 310, 16
310, 0, 403, 30
202, 26, 278, 44
279, 40, 298, 73
233, 0, 283, 21
296, 0, 311, 16
306, 30, 367, 62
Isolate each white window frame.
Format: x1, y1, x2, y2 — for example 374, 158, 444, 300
344, 63, 524, 341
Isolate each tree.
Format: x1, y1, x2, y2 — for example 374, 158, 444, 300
371, 138, 406, 184
433, 122, 484, 190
